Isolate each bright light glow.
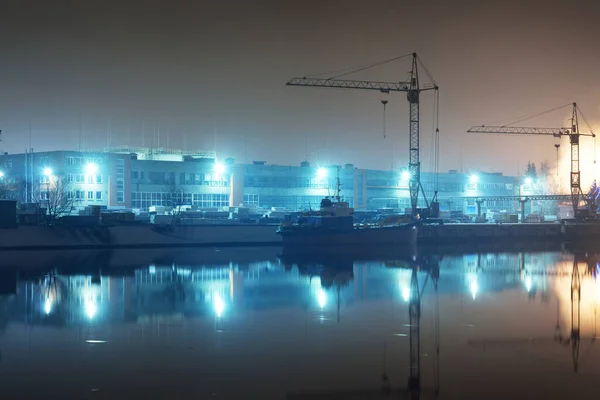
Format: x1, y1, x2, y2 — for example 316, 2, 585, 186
401, 286, 411, 302
317, 289, 327, 308
467, 273, 478, 300
470, 280, 478, 300
524, 177, 533, 185
213, 293, 225, 317
525, 276, 532, 292
85, 340, 107, 344
469, 174, 479, 184
43, 167, 53, 177
44, 298, 52, 315
85, 300, 97, 319
213, 162, 226, 175
317, 167, 328, 179
149, 265, 156, 274
85, 162, 98, 175
401, 170, 411, 181
0, 171, 4, 179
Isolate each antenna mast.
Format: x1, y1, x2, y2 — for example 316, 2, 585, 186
336, 166, 342, 202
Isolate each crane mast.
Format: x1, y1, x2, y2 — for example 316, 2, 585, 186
467, 103, 596, 219
286, 53, 438, 218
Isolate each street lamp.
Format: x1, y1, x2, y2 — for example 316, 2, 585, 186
43, 167, 53, 177
213, 162, 225, 175
317, 167, 328, 179
401, 170, 411, 181
85, 162, 98, 176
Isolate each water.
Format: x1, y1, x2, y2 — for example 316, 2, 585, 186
1, 247, 600, 399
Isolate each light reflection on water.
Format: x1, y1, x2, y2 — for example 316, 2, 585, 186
0, 249, 599, 398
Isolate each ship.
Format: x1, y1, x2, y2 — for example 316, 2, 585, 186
276, 168, 417, 247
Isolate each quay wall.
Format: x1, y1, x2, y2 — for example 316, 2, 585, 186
1, 222, 600, 252
418, 223, 600, 244
0, 224, 282, 251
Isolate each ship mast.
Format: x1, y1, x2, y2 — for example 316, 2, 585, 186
335, 166, 341, 202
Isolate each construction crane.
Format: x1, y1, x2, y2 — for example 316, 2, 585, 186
286, 53, 439, 219
467, 256, 597, 373
467, 103, 596, 219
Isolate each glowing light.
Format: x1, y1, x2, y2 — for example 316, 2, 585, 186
43, 167, 53, 177
470, 280, 478, 300
317, 167, 328, 179
149, 265, 156, 274
317, 289, 327, 308
524, 177, 533, 185
401, 286, 410, 302
525, 276, 532, 292
0, 171, 4, 178
85, 300, 97, 319
85, 162, 98, 175
44, 298, 52, 315
401, 170, 411, 181
213, 293, 225, 317
469, 174, 479, 184
467, 273, 478, 300
85, 340, 107, 344
213, 162, 226, 175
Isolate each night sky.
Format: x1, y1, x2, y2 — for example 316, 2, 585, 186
1, 0, 599, 176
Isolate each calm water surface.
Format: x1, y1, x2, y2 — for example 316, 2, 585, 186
1, 247, 600, 399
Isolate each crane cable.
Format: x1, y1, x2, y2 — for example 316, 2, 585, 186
301, 53, 413, 80
576, 105, 597, 164
433, 88, 440, 192
329, 53, 413, 80
499, 103, 573, 127
381, 94, 389, 139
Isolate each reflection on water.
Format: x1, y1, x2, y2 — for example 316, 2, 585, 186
0, 249, 600, 398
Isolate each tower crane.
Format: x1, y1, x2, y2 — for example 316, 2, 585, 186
467, 103, 596, 219
286, 53, 439, 219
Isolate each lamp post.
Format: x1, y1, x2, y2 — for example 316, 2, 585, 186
43, 167, 53, 204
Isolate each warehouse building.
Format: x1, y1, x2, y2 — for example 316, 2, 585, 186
0, 148, 520, 214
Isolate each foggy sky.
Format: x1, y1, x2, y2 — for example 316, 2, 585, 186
1, 0, 599, 176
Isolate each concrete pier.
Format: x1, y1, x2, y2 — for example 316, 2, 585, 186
418, 222, 600, 244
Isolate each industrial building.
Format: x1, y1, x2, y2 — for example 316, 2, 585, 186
0, 147, 521, 215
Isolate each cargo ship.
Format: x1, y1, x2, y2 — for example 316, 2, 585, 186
276, 174, 417, 247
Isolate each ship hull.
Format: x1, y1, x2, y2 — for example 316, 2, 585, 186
277, 225, 417, 247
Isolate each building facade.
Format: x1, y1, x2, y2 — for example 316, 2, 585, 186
0, 148, 520, 215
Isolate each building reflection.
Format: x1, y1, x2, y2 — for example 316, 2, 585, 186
0, 251, 577, 330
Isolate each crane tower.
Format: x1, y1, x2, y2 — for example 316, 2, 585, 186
286, 53, 439, 218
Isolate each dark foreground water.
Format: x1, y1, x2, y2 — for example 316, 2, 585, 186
1, 247, 600, 399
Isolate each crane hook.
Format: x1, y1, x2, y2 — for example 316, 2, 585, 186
381, 99, 389, 139
554, 143, 560, 176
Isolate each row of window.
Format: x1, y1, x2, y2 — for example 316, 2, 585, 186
131, 171, 228, 185
39, 190, 103, 201
116, 158, 125, 203
131, 192, 230, 210
243, 194, 259, 206
244, 176, 352, 189
67, 174, 103, 184
66, 156, 103, 166
466, 183, 514, 191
